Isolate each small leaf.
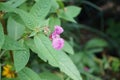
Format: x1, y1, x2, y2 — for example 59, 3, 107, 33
18, 67, 42, 80
30, 0, 51, 22
2, 36, 24, 50
62, 41, 74, 55
65, 6, 81, 17
0, 23, 4, 49
7, 17, 25, 40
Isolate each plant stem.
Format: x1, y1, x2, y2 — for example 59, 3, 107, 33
0, 50, 7, 59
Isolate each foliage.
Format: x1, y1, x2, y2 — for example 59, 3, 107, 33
0, 0, 82, 80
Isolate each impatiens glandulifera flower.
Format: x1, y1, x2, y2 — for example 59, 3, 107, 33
50, 25, 64, 50
2, 64, 15, 78
52, 38, 64, 50
54, 25, 64, 35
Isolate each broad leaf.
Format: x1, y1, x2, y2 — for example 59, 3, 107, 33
59, 51, 82, 80
14, 9, 39, 30
65, 6, 81, 17
2, 36, 24, 50
7, 17, 25, 40
30, 0, 51, 22
62, 41, 74, 55
34, 34, 82, 80
0, 23, 4, 49
0, 4, 38, 30
13, 49, 30, 72
18, 67, 42, 80
34, 34, 59, 67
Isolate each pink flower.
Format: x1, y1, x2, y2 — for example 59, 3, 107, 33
52, 38, 64, 50
50, 25, 64, 50
54, 26, 64, 35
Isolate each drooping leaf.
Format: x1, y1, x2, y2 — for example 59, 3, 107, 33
0, 23, 4, 49
34, 34, 59, 67
30, 0, 51, 22
13, 40, 30, 72
18, 67, 42, 80
7, 17, 25, 40
65, 6, 81, 18
2, 36, 25, 50
59, 51, 82, 80
62, 41, 74, 55
33, 34, 82, 80
13, 49, 30, 72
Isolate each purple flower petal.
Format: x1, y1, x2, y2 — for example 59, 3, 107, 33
54, 26, 64, 35
52, 38, 64, 50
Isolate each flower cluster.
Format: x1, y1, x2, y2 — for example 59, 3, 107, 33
2, 64, 15, 78
50, 26, 64, 50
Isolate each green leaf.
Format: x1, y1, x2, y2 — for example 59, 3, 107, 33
0, 3, 38, 30
30, 0, 51, 22
25, 39, 46, 61
39, 72, 61, 80
34, 34, 82, 80
58, 9, 76, 23
59, 51, 82, 80
0, 23, 4, 49
2, 36, 25, 50
13, 49, 30, 72
13, 40, 30, 72
14, 9, 39, 30
65, 6, 81, 17
50, 0, 59, 12
62, 41, 74, 55
34, 34, 59, 67
0, 3, 15, 12
7, 17, 25, 40
5, 0, 27, 8
18, 67, 42, 80
84, 38, 108, 54
85, 38, 108, 49
49, 16, 61, 31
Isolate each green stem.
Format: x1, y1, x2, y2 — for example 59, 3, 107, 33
0, 50, 7, 59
